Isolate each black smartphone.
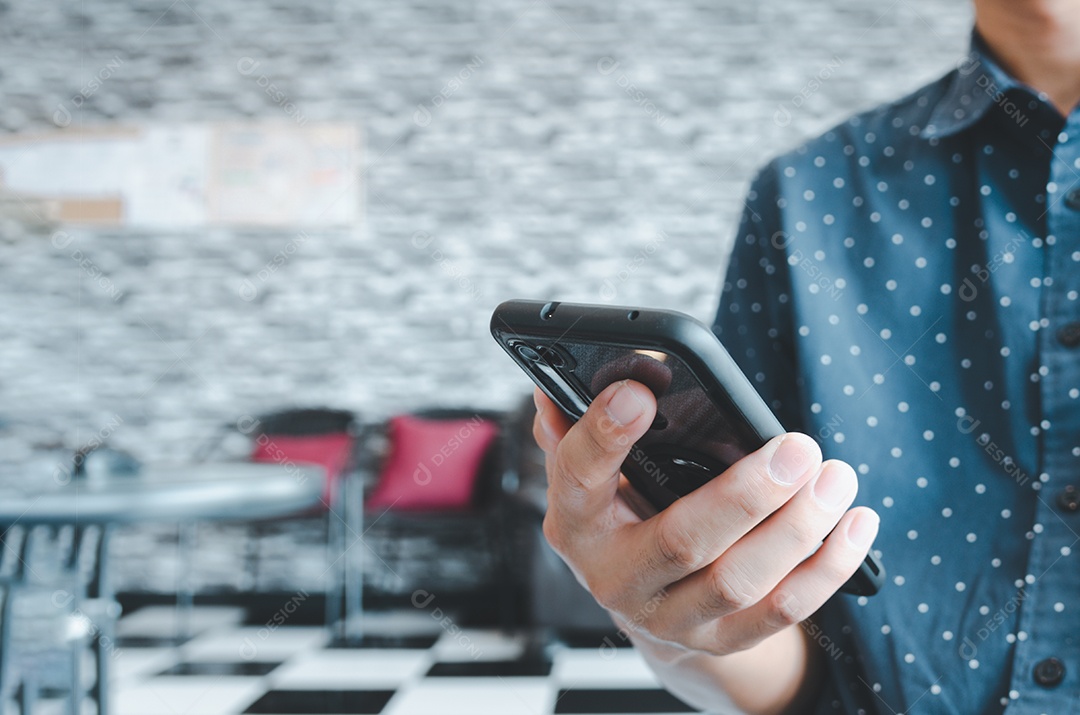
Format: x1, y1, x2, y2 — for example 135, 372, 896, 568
491, 299, 884, 597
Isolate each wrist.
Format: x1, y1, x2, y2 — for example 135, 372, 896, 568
609, 613, 697, 665
610, 604, 763, 666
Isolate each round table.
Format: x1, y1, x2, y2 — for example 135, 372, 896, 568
0, 462, 324, 524
0, 462, 325, 715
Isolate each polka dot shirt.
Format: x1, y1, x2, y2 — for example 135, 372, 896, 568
714, 32, 1080, 715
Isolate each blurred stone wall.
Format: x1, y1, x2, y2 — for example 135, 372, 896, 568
0, 0, 973, 592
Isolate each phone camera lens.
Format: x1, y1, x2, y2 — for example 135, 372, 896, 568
538, 346, 565, 368
515, 344, 542, 362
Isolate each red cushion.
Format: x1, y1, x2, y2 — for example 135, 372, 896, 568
367, 415, 500, 511
251, 432, 353, 504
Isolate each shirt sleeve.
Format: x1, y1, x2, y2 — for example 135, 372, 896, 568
714, 164, 856, 714
712, 161, 807, 434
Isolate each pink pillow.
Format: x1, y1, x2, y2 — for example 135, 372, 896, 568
251, 432, 353, 504
367, 415, 500, 511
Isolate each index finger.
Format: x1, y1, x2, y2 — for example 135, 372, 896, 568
632, 432, 823, 587
532, 387, 572, 453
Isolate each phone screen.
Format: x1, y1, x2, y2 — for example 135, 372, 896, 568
528, 339, 765, 501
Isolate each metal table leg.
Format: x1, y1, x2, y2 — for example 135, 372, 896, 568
176, 522, 197, 641
343, 474, 364, 642
87, 526, 113, 715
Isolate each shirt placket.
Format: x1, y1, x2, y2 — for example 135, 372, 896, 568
1009, 112, 1080, 713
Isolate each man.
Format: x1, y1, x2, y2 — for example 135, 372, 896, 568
533, 0, 1080, 712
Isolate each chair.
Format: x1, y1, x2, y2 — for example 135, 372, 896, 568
246, 408, 358, 631
196, 407, 359, 633
0, 523, 108, 715
342, 408, 518, 641
247, 408, 357, 507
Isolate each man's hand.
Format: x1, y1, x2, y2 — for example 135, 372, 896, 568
533, 379, 878, 672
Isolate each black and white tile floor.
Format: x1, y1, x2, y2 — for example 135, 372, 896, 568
110, 606, 703, 715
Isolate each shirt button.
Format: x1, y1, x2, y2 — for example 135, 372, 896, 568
1033, 658, 1066, 688
1066, 188, 1080, 211
1057, 322, 1080, 348
1057, 486, 1080, 513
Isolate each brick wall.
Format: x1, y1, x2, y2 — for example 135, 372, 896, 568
0, 0, 972, 591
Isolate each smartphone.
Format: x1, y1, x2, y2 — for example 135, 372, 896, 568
491, 299, 884, 597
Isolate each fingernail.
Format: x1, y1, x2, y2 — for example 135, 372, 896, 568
605, 380, 646, 426
846, 511, 879, 549
812, 463, 855, 509
533, 390, 545, 415
768, 434, 816, 485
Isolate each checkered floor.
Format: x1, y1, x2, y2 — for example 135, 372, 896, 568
109, 606, 702, 715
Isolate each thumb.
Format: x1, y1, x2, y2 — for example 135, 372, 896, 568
549, 380, 657, 518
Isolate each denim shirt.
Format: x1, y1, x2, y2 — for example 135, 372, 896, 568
714, 33, 1080, 714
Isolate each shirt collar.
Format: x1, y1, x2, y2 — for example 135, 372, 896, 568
921, 31, 1044, 139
